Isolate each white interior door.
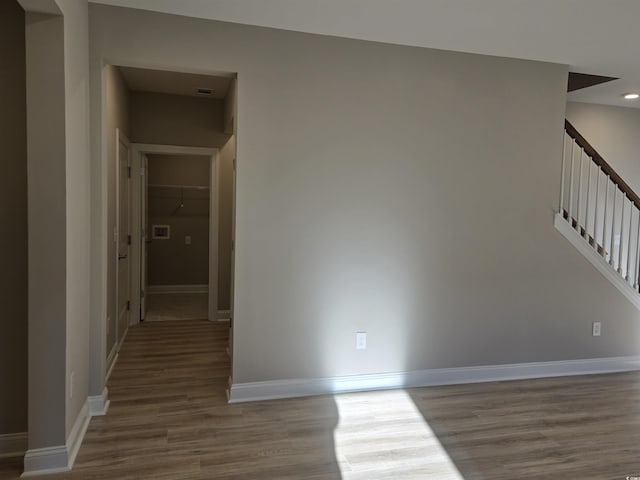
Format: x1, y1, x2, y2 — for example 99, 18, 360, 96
140, 154, 149, 321
116, 130, 131, 344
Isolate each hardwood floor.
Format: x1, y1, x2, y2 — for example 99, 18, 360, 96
2, 319, 640, 479
145, 293, 208, 322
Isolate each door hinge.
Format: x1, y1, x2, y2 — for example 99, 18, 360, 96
233, 158, 236, 171
127, 234, 132, 245
231, 239, 235, 251
126, 300, 131, 311
141, 290, 145, 298
127, 166, 131, 178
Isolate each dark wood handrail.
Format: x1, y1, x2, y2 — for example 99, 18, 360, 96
565, 119, 640, 210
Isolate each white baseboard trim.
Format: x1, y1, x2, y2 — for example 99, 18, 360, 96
147, 284, 208, 294
106, 342, 117, 378
105, 329, 127, 384
22, 446, 69, 477
0, 432, 27, 459
228, 355, 640, 403
88, 387, 110, 416
118, 328, 128, 352
106, 352, 118, 383
22, 398, 91, 477
66, 400, 90, 470
554, 213, 640, 310
217, 309, 231, 321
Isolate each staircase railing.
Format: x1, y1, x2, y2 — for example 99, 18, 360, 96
560, 120, 640, 291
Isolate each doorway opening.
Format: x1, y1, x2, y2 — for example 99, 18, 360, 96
130, 145, 219, 324
104, 64, 237, 383
145, 155, 211, 322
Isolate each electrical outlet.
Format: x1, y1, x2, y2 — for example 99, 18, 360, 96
185, 235, 192, 245
592, 321, 601, 337
70, 371, 75, 398
356, 332, 367, 350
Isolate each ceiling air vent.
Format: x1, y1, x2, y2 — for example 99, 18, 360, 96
196, 88, 213, 95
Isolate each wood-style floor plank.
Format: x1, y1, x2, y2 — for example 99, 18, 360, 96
2, 319, 640, 479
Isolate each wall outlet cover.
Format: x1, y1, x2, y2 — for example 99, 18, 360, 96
592, 321, 601, 337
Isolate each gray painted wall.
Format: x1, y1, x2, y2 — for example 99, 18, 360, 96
58, 0, 91, 437
147, 154, 211, 186
24, 0, 91, 450
89, 5, 640, 389
0, 0, 28, 437
147, 155, 210, 286
25, 8, 67, 449
566, 102, 640, 195
130, 92, 229, 147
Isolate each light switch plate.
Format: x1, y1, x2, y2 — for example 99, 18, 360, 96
356, 332, 367, 350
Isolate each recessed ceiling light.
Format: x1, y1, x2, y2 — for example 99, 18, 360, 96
623, 93, 639, 100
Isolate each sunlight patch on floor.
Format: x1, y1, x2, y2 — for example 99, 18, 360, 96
333, 389, 464, 479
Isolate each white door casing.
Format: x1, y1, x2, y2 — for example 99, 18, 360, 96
129, 144, 219, 324
140, 153, 148, 321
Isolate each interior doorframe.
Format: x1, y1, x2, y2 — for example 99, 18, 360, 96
129, 144, 220, 325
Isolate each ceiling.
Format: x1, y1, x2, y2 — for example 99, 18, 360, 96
93, 0, 640, 108
119, 66, 232, 99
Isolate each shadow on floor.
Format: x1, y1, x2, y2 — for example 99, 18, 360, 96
0, 457, 22, 480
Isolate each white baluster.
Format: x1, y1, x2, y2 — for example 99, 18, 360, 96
568, 141, 575, 221
633, 210, 640, 290
627, 200, 635, 282
618, 194, 626, 275
593, 168, 600, 248
610, 188, 617, 267
603, 176, 609, 259
559, 134, 567, 216
576, 148, 584, 231
584, 159, 591, 240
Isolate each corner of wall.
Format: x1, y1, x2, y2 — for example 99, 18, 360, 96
22, 396, 92, 477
